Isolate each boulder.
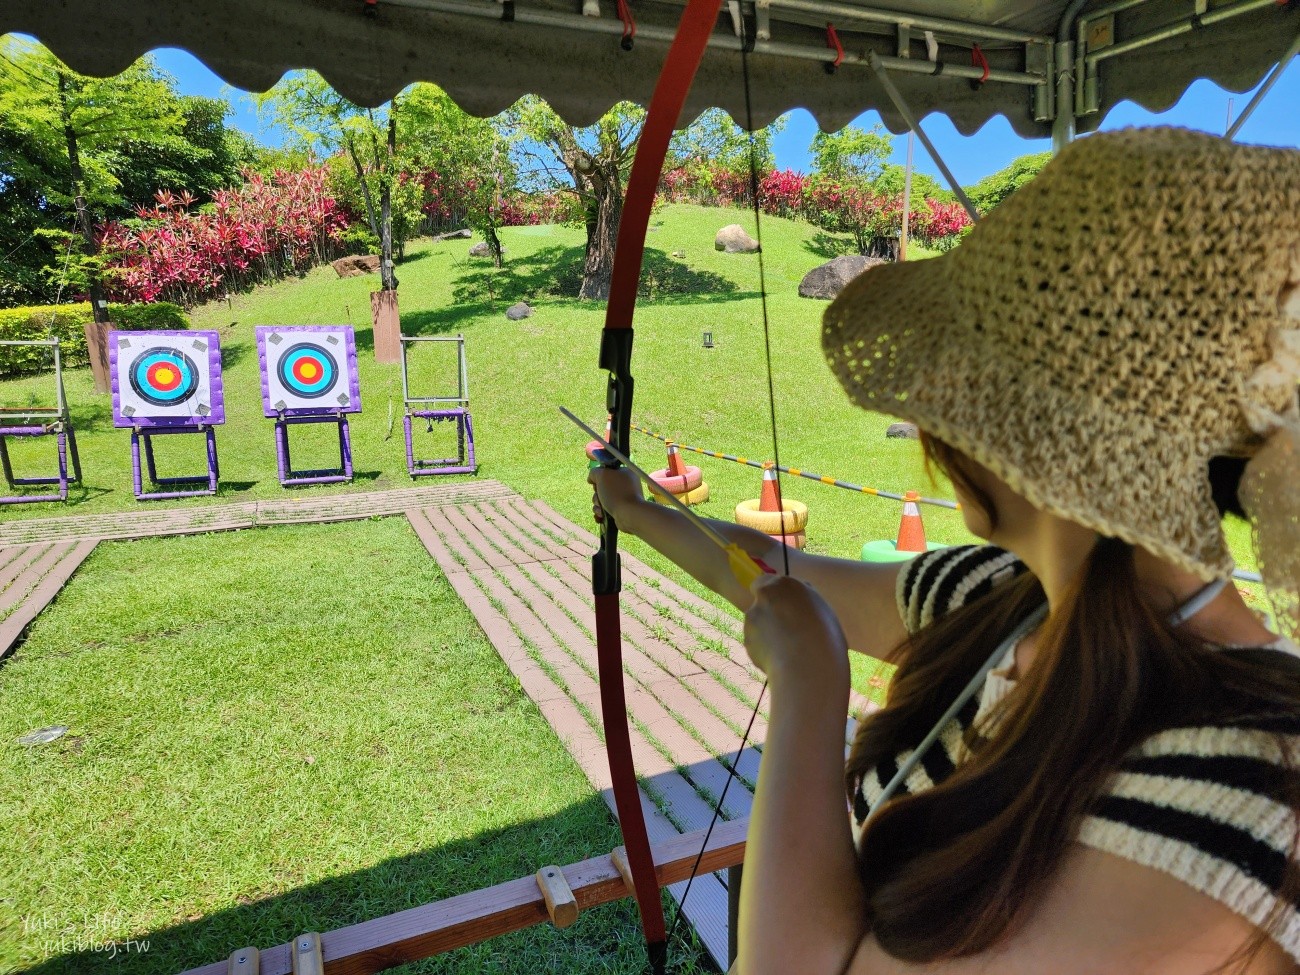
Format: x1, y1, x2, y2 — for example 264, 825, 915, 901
505, 302, 533, 321
469, 241, 491, 257
798, 255, 888, 300
714, 224, 760, 254
886, 422, 920, 440
434, 228, 472, 241
331, 254, 380, 278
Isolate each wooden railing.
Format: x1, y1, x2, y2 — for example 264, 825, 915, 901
182, 817, 748, 975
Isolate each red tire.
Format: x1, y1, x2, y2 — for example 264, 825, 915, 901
766, 530, 807, 549
649, 465, 702, 494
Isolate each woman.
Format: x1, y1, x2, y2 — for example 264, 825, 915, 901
590, 129, 1300, 973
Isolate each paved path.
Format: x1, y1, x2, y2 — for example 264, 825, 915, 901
0, 540, 97, 659
0, 481, 516, 545
407, 495, 864, 969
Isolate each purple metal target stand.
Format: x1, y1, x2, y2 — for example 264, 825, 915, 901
110, 330, 226, 501
273, 411, 354, 486
256, 326, 362, 488
0, 338, 83, 504
400, 334, 478, 477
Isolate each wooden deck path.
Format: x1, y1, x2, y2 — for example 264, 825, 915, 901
0, 481, 515, 545
407, 496, 864, 969
0, 540, 97, 659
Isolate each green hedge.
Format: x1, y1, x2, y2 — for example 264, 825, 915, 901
0, 302, 188, 378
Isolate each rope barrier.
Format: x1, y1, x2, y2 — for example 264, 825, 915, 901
630, 422, 1265, 586
630, 422, 961, 510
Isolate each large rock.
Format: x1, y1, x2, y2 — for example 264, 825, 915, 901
886, 422, 919, 440
433, 228, 472, 241
505, 302, 533, 321
331, 254, 380, 278
798, 255, 888, 300
469, 241, 507, 258
714, 224, 760, 254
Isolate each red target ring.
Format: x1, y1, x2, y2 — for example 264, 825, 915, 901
292, 357, 325, 385
146, 361, 184, 393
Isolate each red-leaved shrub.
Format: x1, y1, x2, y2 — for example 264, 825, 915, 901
99, 167, 348, 306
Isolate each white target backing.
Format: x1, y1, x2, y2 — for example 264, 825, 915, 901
256, 326, 361, 416
110, 331, 225, 427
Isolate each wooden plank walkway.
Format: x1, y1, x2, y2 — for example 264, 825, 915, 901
0, 540, 97, 659
0, 481, 516, 545
407, 496, 864, 969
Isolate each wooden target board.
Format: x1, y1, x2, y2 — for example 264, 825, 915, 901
256, 326, 361, 417
109, 330, 225, 428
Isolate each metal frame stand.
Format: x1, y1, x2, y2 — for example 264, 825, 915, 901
131, 425, 219, 501
404, 410, 476, 476
0, 425, 75, 504
400, 334, 478, 477
274, 412, 353, 487
0, 338, 83, 504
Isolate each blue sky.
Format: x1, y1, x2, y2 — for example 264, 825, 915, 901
150, 46, 1300, 188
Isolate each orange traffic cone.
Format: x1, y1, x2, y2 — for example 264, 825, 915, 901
666, 443, 689, 478
585, 415, 613, 461
758, 464, 782, 512
895, 491, 927, 553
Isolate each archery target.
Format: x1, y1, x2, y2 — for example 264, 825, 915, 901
131, 347, 200, 406
257, 326, 360, 415
110, 331, 225, 426
278, 343, 338, 399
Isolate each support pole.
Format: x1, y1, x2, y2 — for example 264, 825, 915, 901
865, 52, 979, 222
1226, 29, 1300, 141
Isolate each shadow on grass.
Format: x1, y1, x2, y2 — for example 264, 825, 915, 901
802, 232, 857, 261
13, 795, 686, 975
447, 245, 756, 308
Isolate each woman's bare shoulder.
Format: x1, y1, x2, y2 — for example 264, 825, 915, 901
846, 845, 1297, 975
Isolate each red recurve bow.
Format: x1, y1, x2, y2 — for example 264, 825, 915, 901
591, 0, 723, 970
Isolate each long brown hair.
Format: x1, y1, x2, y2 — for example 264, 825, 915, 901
844, 437, 1300, 963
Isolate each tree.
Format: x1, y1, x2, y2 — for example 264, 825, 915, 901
114, 95, 259, 208
255, 73, 397, 287
398, 84, 516, 268
512, 97, 645, 301
810, 124, 893, 185
669, 108, 779, 175
0, 41, 185, 323
966, 151, 1051, 213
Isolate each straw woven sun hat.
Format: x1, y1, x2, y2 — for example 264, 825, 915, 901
822, 128, 1300, 631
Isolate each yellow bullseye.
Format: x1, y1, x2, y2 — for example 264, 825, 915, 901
156, 368, 175, 385
300, 363, 319, 379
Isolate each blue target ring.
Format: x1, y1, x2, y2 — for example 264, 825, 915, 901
278, 343, 338, 399
130, 347, 199, 407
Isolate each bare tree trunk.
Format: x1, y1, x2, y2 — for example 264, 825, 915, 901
346, 136, 380, 240
58, 71, 111, 393
484, 223, 504, 268
58, 73, 107, 325
379, 113, 397, 292
580, 176, 622, 301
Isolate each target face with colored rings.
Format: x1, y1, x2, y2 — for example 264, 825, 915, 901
278, 343, 338, 399
130, 348, 200, 406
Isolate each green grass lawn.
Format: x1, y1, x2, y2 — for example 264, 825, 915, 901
0, 520, 710, 975
0, 203, 1267, 972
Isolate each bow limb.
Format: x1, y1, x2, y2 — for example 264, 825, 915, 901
593, 1, 722, 971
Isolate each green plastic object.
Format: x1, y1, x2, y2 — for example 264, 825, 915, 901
860, 539, 946, 563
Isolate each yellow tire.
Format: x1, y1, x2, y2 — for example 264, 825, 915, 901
652, 482, 710, 505
734, 497, 808, 534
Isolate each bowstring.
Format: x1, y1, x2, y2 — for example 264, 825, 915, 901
664, 8, 787, 957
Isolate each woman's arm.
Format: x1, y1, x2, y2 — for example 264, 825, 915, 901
590, 466, 911, 661
734, 575, 870, 975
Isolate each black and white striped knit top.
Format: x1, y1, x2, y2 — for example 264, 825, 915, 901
850, 545, 1300, 962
